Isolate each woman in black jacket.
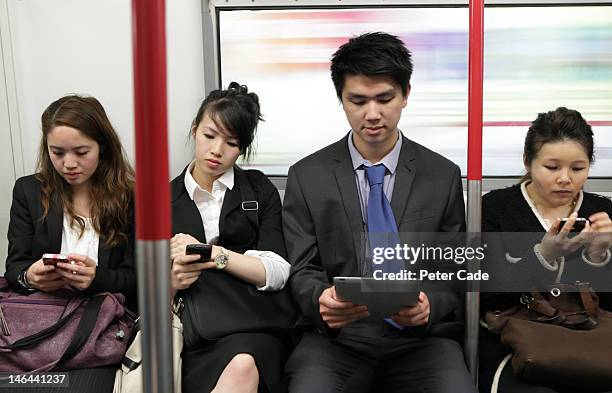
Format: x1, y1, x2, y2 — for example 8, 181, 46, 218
3, 94, 135, 392
170, 82, 293, 393
479, 107, 612, 393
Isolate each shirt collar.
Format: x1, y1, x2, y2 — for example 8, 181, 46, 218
184, 161, 235, 200
347, 130, 402, 174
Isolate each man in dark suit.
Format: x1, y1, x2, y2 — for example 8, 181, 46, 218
282, 32, 477, 393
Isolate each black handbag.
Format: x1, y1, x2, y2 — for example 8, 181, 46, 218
179, 169, 297, 349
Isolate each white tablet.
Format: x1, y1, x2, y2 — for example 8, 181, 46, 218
333, 277, 420, 317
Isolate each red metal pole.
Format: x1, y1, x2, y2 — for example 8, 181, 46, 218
468, 0, 484, 182
466, 0, 484, 382
133, 0, 170, 237
132, 0, 173, 392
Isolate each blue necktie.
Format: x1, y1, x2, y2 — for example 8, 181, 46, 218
365, 164, 404, 329
365, 164, 399, 253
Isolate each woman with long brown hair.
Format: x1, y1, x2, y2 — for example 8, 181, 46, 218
4, 94, 136, 392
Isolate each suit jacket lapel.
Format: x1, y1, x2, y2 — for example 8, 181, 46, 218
332, 136, 365, 264
47, 205, 63, 253
97, 241, 111, 268
172, 167, 207, 243
219, 180, 242, 232
334, 158, 364, 236
390, 136, 416, 226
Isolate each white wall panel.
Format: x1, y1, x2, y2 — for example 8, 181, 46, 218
1, 0, 205, 274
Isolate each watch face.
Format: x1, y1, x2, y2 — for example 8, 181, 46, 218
214, 254, 228, 269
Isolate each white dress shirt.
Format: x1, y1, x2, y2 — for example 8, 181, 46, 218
184, 162, 290, 290
348, 130, 402, 225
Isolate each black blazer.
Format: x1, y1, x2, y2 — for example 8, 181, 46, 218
481, 184, 612, 312
171, 165, 286, 257
283, 134, 466, 338
4, 175, 137, 309
171, 165, 291, 345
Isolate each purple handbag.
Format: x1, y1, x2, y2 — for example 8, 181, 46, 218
0, 277, 136, 373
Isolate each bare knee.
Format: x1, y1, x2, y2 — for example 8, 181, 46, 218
224, 353, 259, 386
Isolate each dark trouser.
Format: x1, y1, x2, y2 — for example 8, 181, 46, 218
285, 330, 477, 393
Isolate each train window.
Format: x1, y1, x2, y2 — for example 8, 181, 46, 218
482, 5, 612, 177
216, 4, 612, 177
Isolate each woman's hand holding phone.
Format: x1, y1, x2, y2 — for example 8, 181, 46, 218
170, 233, 200, 260
539, 213, 589, 262
54, 253, 97, 290
170, 234, 218, 292
25, 258, 64, 292
584, 212, 612, 263
170, 254, 215, 291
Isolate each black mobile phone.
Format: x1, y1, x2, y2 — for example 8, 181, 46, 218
185, 244, 212, 261
560, 217, 588, 232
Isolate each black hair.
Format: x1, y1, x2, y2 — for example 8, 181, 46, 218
524, 107, 594, 169
191, 82, 262, 161
330, 32, 413, 100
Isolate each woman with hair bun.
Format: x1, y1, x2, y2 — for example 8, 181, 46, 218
169, 82, 293, 393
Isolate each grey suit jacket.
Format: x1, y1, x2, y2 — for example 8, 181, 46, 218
283, 133, 466, 337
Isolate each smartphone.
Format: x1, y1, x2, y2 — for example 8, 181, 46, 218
42, 253, 70, 266
185, 244, 212, 261
560, 217, 588, 232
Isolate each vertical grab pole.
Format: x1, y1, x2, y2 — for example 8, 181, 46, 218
466, 0, 484, 383
132, 1, 173, 392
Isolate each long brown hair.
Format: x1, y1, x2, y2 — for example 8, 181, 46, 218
36, 95, 134, 247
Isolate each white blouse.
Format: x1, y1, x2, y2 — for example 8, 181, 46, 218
60, 214, 99, 265
184, 162, 290, 291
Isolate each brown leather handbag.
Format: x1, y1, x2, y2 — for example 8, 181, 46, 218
485, 282, 612, 390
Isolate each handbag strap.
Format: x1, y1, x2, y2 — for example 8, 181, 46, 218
579, 288, 598, 317
55, 295, 106, 368
526, 292, 557, 318
526, 286, 600, 328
